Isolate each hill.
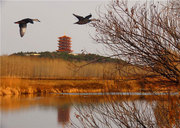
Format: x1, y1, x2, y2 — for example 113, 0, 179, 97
11, 51, 124, 63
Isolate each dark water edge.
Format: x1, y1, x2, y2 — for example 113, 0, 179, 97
57, 92, 179, 96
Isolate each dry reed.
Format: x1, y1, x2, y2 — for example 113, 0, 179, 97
0, 55, 144, 79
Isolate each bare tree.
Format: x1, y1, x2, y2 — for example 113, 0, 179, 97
169, 0, 180, 17
91, 0, 180, 84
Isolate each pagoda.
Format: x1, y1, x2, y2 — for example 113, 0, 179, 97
56, 35, 72, 53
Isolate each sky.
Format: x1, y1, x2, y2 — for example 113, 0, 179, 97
1, 0, 162, 55
1, 0, 110, 55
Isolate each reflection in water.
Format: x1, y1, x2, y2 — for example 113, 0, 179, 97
58, 106, 70, 126
153, 96, 180, 128
68, 95, 180, 128
0, 93, 179, 128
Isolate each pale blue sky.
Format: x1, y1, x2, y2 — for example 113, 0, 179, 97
1, 0, 110, 55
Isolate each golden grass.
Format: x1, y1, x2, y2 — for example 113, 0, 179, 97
0, 77, 116, 95
0, 55, 147, 79
0, 77, 179, 96
0, 56, 113, 78
0, 56, 178, 96
0, 56, 136, 95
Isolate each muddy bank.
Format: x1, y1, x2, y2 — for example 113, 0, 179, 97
0, 86, 107, 96
0, 78, 115, 96
0, 77, 179, 96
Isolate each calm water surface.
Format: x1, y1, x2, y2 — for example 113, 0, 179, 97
0, 92, 179, 128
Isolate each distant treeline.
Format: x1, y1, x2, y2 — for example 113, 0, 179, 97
11, 51, 124, 63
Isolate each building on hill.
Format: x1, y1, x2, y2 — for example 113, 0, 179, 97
57, 35, 73, 53
25, 53, 40, 56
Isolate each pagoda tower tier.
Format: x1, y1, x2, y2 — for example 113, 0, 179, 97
56, 35, 73, 53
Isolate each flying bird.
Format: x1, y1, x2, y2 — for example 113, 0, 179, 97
14, 18, 40, 37
73, 14, 99, 25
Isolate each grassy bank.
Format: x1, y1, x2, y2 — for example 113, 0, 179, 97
0, 56, 179, 96
0, 55, 116, 78
0, 77, 116, 95
0, 77, 179, 96
0, 56, 130, 95
0, 55, 146, 78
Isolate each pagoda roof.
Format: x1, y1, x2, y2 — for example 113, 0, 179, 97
58, 35, 71, 39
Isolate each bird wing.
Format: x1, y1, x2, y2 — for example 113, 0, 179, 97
19, 24, 27, 37
73, 14, 84, 20
85, 14, 92, 19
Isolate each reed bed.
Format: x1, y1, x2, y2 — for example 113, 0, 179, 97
0, 56, 111, 78
0, 55, 143, 79
1, 56, 166, 96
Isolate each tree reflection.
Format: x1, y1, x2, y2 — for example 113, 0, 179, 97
153, 96, 180, 127
69, 95, 179, 128
0, 93, 179, 128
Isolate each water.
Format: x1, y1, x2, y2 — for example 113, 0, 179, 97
0, 93, 179, 128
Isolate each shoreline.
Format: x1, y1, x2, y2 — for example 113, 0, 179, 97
0, 77, 179, 96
